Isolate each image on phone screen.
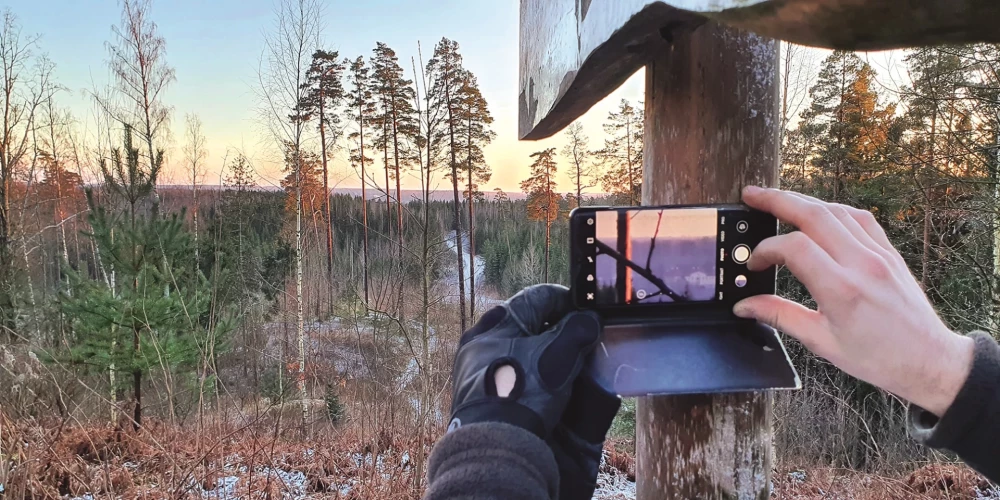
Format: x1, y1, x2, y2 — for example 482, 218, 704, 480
594, 208, 717, 305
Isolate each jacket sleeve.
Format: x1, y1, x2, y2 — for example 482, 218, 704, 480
908, 332, 1000, 483
424, 422, 560, 500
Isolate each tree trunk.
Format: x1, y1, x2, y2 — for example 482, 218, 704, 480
296, 149, 308, 429
193, 183, 199, 266
637, 23, 777, 500
0, 166, 13, 343
319, 94, 335, 294
544, 165, 551, 283
359, 106, 371, 308
392, 103, 404, 260
383, 121, 392, 239
391, 97, 405, 315
466, 114, 476, 318
446, 85, 467, 332
922, 104, 937, 290
627, 120, 636, 205
132, 345, 142, 430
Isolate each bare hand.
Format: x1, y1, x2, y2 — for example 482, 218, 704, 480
734, 186, 974, 417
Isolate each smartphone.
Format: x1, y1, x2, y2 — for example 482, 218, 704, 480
570, 205, 777, 313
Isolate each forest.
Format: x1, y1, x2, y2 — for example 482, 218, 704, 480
1, 0, 999, 498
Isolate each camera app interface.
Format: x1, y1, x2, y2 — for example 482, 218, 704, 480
593, 208, 718, 305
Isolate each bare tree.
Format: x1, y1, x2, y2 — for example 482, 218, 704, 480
256, 0, 322, 429
0, 9, 48, 342
184, 113, 207, 264
780, 43, 818, 144
104, 0, 175, 198
561, 121, 593, 206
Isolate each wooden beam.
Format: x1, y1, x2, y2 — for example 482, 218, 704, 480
636, 22, 779, 499
518, 0, 1000, 141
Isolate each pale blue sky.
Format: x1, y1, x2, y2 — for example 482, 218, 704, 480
7, 0, 644, 193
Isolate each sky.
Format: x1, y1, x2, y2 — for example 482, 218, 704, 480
7, 0, 644, 194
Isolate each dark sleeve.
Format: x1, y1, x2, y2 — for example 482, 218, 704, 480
424, 422, 559, 500
908, 332, 1000, 483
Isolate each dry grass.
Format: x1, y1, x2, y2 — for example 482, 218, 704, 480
4, 412, 994, 500
772, 464, 997, 499
1, 414, 430, 499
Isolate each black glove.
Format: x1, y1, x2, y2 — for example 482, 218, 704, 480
548, 370, 622, 500
447, 284, 601, 439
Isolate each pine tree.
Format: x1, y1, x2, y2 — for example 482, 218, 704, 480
521, 148, 559, 282
372, 43, 418, 253
61, 192, 229, 429
427, 37, 470, 330
592, 100, 643, 205
69, 125, 174, 429
347, 56, 375, 307
298, 50, 346, 283
799, 51, 894, 201
456, 73, 494, 318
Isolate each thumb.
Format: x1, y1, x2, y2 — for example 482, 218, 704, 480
734, 295, 825, 350
536, 311, 602, 390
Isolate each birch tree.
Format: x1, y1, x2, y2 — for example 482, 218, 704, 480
0, 9, 47, 342
183, 114, 206, 264
104, 0, 175, 201
256, 0, 322, 428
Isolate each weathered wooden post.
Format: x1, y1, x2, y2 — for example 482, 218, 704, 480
636, 24, 778, 498
519, 1, 1000, 498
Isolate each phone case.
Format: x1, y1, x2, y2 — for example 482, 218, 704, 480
571, 204, 800, 397
587, 313, 801, 397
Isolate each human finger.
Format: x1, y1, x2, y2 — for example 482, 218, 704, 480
742, 186, 862, 263
747, 231, 845, 303
733, 294, 829, 354
784, 192, 886, 256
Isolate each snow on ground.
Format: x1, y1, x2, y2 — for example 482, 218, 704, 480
593, 471, 637, 500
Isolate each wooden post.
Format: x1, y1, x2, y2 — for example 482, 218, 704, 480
637, 22, 779, 499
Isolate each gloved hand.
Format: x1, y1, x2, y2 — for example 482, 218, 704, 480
549, 371, 622, 500
448, 284, 602, 439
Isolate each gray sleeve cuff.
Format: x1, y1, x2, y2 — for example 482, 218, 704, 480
907, 332, 1000, 482
425, 422, 559, 500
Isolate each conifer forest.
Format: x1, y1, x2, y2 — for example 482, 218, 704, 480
1, 1, 1000, 498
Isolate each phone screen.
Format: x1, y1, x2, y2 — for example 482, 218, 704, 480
572, 205, 776, 310
594, 208, 718, 305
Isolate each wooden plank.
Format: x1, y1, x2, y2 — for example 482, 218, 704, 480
519, 0, 1000, 140
636, 22, 778, 499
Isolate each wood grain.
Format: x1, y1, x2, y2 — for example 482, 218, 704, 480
636, 22, 778, 500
